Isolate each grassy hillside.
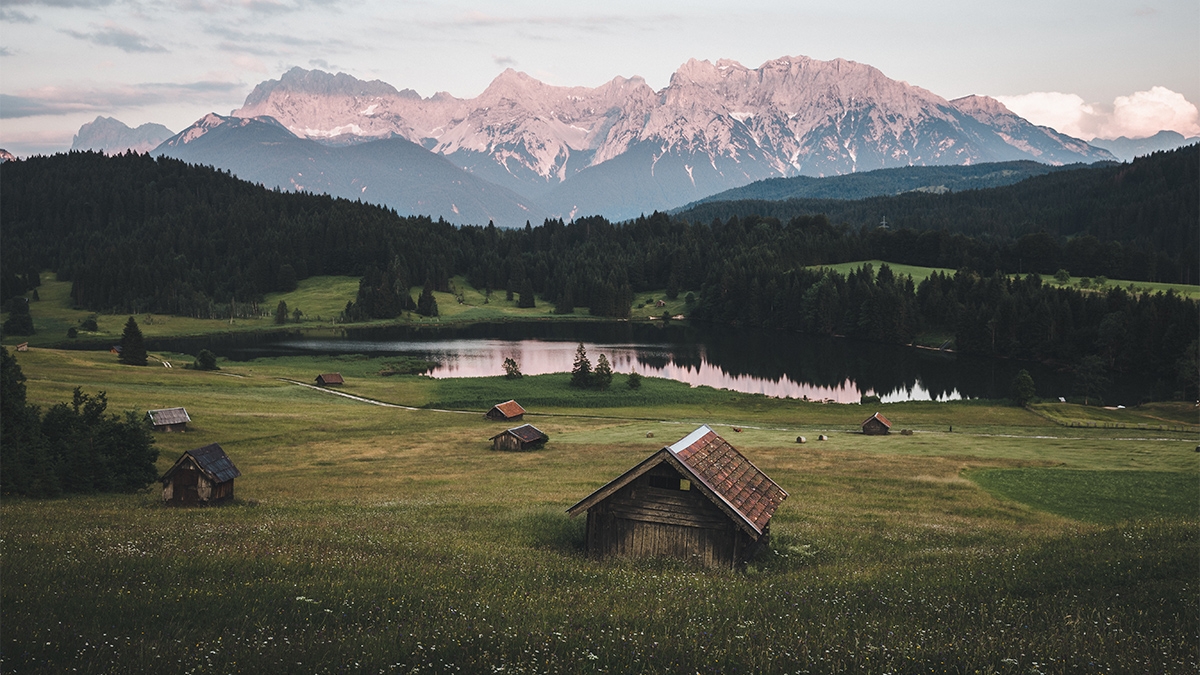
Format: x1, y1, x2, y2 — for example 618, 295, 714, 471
812, 259, 1200, 300
2, 346, 1196, 673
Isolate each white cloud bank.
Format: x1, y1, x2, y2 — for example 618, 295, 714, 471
997, 87, 1200, 141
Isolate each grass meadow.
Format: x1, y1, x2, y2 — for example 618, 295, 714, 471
2, 347, 1197, 674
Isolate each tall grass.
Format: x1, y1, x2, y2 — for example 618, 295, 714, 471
1, 347, 1196, 673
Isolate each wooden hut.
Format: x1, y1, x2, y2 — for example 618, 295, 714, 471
567, 425, 788, 568
160, 443, 241, 505
861, 412, 892, 435
315, 373, 345, 386
490, 424, 548, 451
485, 399, 526, 422
147, 407, 191, 432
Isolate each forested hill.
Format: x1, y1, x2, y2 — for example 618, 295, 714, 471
675, 145, 1199, 285
677, 160, 1088, 207
1, 150, 1196, 398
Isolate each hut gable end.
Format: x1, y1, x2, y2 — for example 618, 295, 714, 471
567, 426, 788, 567
160, 443, 241, 505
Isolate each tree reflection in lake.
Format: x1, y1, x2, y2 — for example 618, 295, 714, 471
152, 321, 1151, 404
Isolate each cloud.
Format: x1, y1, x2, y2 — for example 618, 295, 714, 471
63, 22, 167, 53
1, 80, 244, 118
0, 47, 13, 56
996, 87, 1200, 141
1, 8, 37, 22
232, 54, 268, 73
493, 55, 516, 67
5, 0, 117, 6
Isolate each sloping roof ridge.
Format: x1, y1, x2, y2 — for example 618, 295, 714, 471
669, 424, 715, 454
671, 435, 765, 536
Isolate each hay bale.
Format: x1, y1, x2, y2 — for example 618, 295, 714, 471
900, 429, 913, 436
645, 432, 654, 438
796, 436, 806, 444
818, 434, 828, 441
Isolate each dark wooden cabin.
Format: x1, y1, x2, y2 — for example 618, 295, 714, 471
315, 373, 345, 386
567, 425, 788, 568
861, 412, 892, 435
147, 407, 191, 432
490, 424, 548, 451
160, 443, 241, 506
485, 399, 526, 422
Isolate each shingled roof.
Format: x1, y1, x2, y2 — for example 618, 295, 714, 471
161, 443, 241, 484
568, 425, 788, 536
490, 400, 526, 418
490, 423, 548, 444
147, 407, 191, 426
862, 412, 891, 429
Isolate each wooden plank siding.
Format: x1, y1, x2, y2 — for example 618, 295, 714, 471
583, 468, 749, 567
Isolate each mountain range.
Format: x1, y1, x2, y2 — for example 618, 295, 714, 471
121, 56, 1145, 224
72, 116, 174, 154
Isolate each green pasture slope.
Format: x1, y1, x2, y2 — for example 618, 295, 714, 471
2, 345, 1197, 674
812, 259, 1200, 299
1, 274, 696, 351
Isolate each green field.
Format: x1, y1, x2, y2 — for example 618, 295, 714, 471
812, 260, 1200, 300
2, 274, 700, 352
2, 345, 1197, 673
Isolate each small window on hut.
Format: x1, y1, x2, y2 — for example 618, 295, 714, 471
648, 475, 690, 491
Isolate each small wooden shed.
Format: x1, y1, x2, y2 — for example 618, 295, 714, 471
485, 399, 526, 422
567, 425, 788, 568
160, 443, 241, 506
862, 412, 892, 435
490, 424, 548, 451
315, 373, 345, 386
147, 407, 191, 432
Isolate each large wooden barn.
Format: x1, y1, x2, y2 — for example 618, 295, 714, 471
160, 443, 242, 506
485, 399, 526, 422
861, 412, 892, 435
567, 425, 788, 568
490, 424, 548, 451
147, 407, 191, 432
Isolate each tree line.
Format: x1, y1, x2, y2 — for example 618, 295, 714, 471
1, 149, 1196, 398
1, 347, 159, 497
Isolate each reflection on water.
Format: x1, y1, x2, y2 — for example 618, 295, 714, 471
149, 321, 1152, 404
273, 336, 946, 403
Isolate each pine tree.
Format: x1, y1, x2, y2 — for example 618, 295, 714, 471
1010, 369, 1036, 406
570, 343, 591, 388
2, 298, 34, 335
593, 354, 613, 390
119, 316, 148, 366
518, 279, 536, 308
417, 280, 439, 317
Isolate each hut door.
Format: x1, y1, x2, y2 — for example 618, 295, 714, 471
175, 468, 200, 504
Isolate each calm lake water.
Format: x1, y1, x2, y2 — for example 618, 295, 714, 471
153, 321, 1156, 405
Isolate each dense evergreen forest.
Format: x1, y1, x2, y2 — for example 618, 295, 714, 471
1, 149, 1196, 398
677, 145, 1199, 284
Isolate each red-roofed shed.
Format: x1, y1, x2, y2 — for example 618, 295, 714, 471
862, 412, 892, 435
567, 425, 788, 568
485, 399, 526, 422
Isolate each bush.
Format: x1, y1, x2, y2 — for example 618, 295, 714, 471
193, 349, 219, 371
627, 371, 643, 389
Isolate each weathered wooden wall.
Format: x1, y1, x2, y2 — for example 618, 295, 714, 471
584, 467, 753, 568
862, 419, 890, 435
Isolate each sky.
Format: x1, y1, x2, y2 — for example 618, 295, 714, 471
1, 0, 1198, 157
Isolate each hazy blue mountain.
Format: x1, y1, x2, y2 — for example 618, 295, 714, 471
72, 116, 174, 154
674, 160, 1104, 210
1088, 131, 1199, 162
153, 113, 548, 227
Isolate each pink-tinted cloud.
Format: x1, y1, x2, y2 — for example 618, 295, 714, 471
997, 87, 1200, 140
